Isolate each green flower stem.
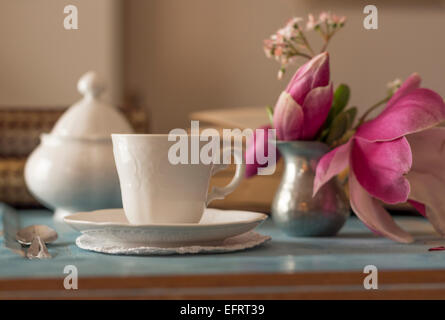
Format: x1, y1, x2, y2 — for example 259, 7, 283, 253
320, 28, 340, 53
331, 129, 355, 148
355, 95, 391, 128
289, 48, 313, 60
316, 27, 328, 43
320, 35, 332, 53
266, 106, 274, 125
298, 30, 315, 56
295, 52, 314, 60
285, 40, 313, 60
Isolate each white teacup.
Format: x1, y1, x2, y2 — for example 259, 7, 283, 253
111, 134, 245, 224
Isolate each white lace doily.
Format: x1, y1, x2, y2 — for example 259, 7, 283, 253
76, 231, 271, 255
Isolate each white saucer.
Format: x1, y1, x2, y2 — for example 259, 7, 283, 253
64, 208, 268, 247
76, 231, 271, 255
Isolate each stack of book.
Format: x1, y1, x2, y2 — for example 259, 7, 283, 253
190, 107, 282, 213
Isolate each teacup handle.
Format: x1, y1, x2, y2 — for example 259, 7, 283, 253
206, 146, 245, 205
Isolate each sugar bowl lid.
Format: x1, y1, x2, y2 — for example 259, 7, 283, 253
51, 71, 134, 139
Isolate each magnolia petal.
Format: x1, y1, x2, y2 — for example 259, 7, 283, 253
350, 137, 411, 204
300, 83, 333, 140
286, 52, 330, 105
407, 200, 426, 217
313, 139, 352, 197
356, 88, 445, 142
385, 73, 421, 111
273, 92, 304, 141
405, 127, 445, 234
245, 125, 280, 178
407, 127, 445, 181
349, 172, 414, 243
407, 171, 445, 237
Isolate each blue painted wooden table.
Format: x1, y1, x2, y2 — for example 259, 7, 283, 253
2, 204, 445, 299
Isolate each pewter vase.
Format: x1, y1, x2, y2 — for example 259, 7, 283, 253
272, 141, 350, 237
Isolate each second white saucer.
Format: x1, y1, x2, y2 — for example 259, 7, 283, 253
64, 208, 268, 247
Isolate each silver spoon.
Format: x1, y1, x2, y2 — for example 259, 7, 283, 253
16, 225, 58, 259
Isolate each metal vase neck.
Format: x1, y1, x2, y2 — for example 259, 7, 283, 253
276, 141, 329, 161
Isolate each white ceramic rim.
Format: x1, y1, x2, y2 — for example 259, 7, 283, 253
111, 133, 219, 137
64, 209, 268, 228
41, 133, 219, 143
41, 132, 112, 143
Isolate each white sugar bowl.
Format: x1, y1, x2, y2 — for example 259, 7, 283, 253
25, 71, 134, 220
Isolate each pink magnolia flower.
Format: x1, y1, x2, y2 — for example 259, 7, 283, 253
245, 52, 332, 177
274, 52, 333, 141
313, 73, 445, 243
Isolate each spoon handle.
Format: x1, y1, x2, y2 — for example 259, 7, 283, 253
26, 236, 52, 259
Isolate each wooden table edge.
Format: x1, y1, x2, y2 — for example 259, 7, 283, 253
1, 269, 445, 299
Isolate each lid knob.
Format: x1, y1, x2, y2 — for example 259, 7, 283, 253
49, 70, 134, 138
77, 71, 105, 98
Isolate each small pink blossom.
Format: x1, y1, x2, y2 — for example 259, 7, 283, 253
306, 14, 319, 30
319, 11, 330, 23
331, 14, 346, 26
277, 17, 303, 38
306, 12, 346, 31
263, 13, 346, 78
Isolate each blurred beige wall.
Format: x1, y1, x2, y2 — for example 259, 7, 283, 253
2, 0, 445, 127
124, 0, 445, 133
0, 0, 123, 107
